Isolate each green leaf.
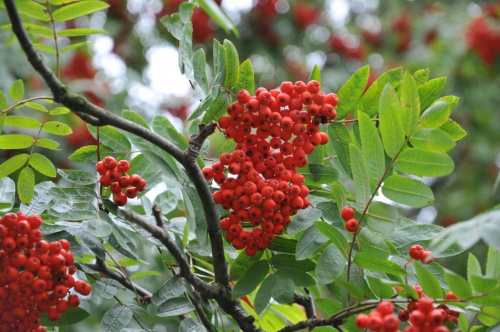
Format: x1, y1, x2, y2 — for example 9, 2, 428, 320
354, 252, 406, 276
468, 253, 483, 282
413, 68, 430, 85
254, 275, 276, 314
414, 263, 444, 298
230, 250, 264, 281
359, 67, 403, 117
57, 169, 96, 185
418, 77, 446, 111
223, 39, 239, 89
202, 91, 232, 123
316, 298, 342, 316
179, 318, 206, 332
52, 1, 110, 21
192, 48, 209, 94
18, 167, 35, 204
486, 247, 500, 279
366, 276, 395, 300
232, 260, 269, 299
156, 297, 195, 317
0, 0, 49, 20
57, 28, 107, 37
88, 125, 131, 152
92, 279, 123, 299
316, 244, 346, 285
0, 134, 34, 149
382, 175, 435, 207
182, 187, 207, 245
440, 119, 467, 141
101, 304, 133, 332
33, 43, 56, 54
349, 144, 371, 212
86, 216, 113, 238
328, 124, 352, 175
43, 121, 72, 136
130, 270, 162, 279
41, 307, 90, 327
379, 84, 405, 157
312, 327, 336, 332
470, 275, 498, 294
410, 128, 455, 152
314, 221, 349, 259
308, 64, 322, 84
68, 145, 112, 163
288, 206, 322, 235
388, 224, 443, 248
235, 59, 254, 94
194, 0, 238, 36
395, 149, 454, 177
152, 276, 185, 306
24, 102, 48, 112
419, 101, 450, 128
267, 237, 297, 253
0, 91, 7, 109
152, 116, 188, 150
302, 164, 339, 186
400, 72, 420, 135
365, 202, 399, 236
358, 228, 391, 258
444, 269, 473, 299
60, 41, 92, 54
296, 226, 327, 260
272, 274, 295, 304
333, 277, 365, 301
335, 65, 370, 119
0, 177, 15, 211
29, 153, 56, 177
9, 79, 24, 101
358, 112, 385, 190
0, 153, 29, 177
19, 181, 54, 215
271, 254, 315, 272
4, 115, 41, 128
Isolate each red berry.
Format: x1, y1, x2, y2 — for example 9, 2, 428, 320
355, 313, 369, 329
114, 193, 128, 206
445, 291, 458, 300
409, 244, 424, 260
345, 219, 359, 233
421, 250, 434, 264
116, 160, 130, 173
340, 206, 355, 221
102, 156, 117, 170
376, 301, 395, 316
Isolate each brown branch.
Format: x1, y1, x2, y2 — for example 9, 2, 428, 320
293, 290, 316, 320
191, 292, 217, 332
75, 262, 152, 305
123, 207, 259, 331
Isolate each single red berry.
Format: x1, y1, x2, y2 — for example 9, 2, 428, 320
102, 156, 117, 170
376, 301, 395, 316
68, 294, 80, 307
409, 244, 424, 260
114, 193, 128, 206
445, 291, 459, 300
116, 160, 130, 173
417, 297, 434, 314
340, 206, 356, 221
345, 219, 359, 233
382, 314, 399, 332
125, 187, 138, 199
398, 310, 410, 322
355, 313, 369, 329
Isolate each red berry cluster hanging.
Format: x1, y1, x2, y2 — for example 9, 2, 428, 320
409, 244, 434, 264
355, 297, 460, 332
341, 205, 359, 233
96, 157, 147, 206
202, 80, 339, 255
0, 213, 91, 331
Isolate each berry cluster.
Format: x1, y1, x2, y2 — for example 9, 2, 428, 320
0, 213, 90, 331
355, 297, 460, 332
203, 81, 339, 255
409, 244, 434, 264
96, 157, 147, 206
340, 206, 359, 233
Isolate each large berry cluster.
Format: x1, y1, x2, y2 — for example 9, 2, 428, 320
355, 297, 460, 332
0, 213, 90, 331
96, 157, 147, 206
203, 80, 338, 255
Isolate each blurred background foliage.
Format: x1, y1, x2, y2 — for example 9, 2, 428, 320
0, 0, 499, 329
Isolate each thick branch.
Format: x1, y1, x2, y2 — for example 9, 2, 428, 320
120, 208, 220, 299
124, 208, 259, 331
75, 262, 152, 304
